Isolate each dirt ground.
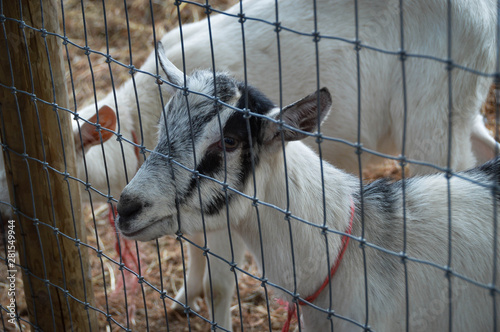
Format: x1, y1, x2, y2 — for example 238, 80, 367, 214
1, 0, 499, 331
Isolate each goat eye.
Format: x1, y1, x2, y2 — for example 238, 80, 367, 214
219, 136, 239, 152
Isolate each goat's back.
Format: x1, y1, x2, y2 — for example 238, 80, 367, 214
320, 158, 500, 331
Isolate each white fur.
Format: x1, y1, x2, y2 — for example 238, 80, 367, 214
471, 113, 500, 164
81, 0, 497, 174
73, 106, 139, 204
36, 0, 498, 329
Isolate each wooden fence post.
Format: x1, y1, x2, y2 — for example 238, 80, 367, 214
0, 0, 98, 330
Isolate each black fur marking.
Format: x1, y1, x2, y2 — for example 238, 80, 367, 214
182, 151, 223, 204
359, 178, 400, 216
197, 150, 223, 176
475, 156, 500, 182
468, 156, 500, 199
224, 83, 276, 193
236, 82, 276, 116
353, 178, 403, 283
204, 191, 231, 216
224, 111, 259, 147
226, 84, 276, 146
215, 74, 239, 103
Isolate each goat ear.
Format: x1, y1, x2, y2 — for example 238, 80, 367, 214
157, 41, 185, 87
268, 88, 332, 142
76, 105, 117, 150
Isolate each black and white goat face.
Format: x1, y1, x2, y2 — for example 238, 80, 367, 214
116, 44, 331, 241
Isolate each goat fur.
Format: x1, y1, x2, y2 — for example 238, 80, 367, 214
116, 61, 500, 331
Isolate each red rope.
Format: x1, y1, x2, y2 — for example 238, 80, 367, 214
131, 130, 141, 167
108, 130, 142, 272
281, 198, 355, 332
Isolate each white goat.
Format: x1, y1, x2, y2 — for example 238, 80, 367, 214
0, 108, 120, 222
116, 58, 499, 332
69, 0, 498, 329
80, 0, 498, 177
72, 104, 138, 204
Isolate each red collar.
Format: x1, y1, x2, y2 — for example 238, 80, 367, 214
131, 129, 141, 169
281, 198, 355, 332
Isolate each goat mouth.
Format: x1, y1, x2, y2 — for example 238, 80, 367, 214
119, 217, 171, 240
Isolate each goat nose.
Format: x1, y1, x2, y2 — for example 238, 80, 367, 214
117, 194, 143, 221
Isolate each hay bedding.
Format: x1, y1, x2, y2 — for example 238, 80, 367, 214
0, 0, 498, 331
83, 205, 286, 332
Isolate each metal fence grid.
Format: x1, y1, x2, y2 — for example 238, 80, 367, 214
0, 0, 499, 331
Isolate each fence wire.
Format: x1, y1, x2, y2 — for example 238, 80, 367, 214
0, 0, 499, 331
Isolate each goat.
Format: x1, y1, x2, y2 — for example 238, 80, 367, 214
71, 0, 498, 329
0, 107, 121, 221
79, 0, 498, 178
72, 106, 142, 320
72, 105, 138, 203
72, 100, 244, 328
116, 56, 499, 331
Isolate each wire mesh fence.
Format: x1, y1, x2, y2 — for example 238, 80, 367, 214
0, 0, 499, 331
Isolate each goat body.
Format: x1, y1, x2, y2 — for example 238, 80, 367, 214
80, 0, 497, 178
116, 56, 500, 331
